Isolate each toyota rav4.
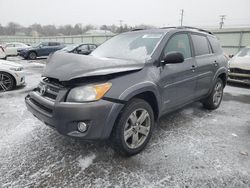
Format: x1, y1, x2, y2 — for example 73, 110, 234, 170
25, 27, 228, 156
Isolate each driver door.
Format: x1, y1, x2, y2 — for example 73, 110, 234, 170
159, 33, 197, 112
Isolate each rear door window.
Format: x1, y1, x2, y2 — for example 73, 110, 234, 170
49, 42, 59, 46
207, 36, 222, 54
191, 34, 210, 56
89, 44, 97, 50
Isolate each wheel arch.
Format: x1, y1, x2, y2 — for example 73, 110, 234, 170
103, 83, 161, 139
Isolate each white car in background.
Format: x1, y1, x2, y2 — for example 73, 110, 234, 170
228, 46, 250, 84
0, 45, 6, 59
3, 42, 30, 58
0, 59, 25, 91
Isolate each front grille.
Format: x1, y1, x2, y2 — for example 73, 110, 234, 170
230, 68, 250, 74
36, 80, 61, 101
29, 78, 63, 115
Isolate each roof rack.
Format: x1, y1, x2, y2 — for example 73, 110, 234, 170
130, 28, 145, 31
159, 27, 177, 29
160, 26, 213, 35
177, 26, 213, 35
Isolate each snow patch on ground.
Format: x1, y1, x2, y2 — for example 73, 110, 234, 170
0, 118, 37, 149
78, 154, 96, 171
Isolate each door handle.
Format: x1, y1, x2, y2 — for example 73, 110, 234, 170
190, 65, 197, 72
214, 60, 218, 67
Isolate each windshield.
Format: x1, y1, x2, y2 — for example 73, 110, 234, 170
91, 32, 164, 61
236, 47, 250, 57
61, 44, 78, 52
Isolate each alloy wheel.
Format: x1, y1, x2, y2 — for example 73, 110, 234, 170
124, 108, 151, 149
213, 81, 223, 106
0, 73, 13, 91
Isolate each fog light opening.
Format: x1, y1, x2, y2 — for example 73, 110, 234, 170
77, 122, 88, 133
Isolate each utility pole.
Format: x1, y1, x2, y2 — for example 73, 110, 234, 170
219, 15, 226, 29
118, 20, 123, 33
180, 9, 184, 26
119, 20, 123, 27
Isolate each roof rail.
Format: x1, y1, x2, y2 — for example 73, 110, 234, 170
130, 28, 145, 31
159, 27, 177, 29
177, 26, 213, 35
159, 26, 213, 35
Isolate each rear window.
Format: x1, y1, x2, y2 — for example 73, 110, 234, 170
191, 34, 210, 56
207, 36, 222, 53
49, 42, 60, 46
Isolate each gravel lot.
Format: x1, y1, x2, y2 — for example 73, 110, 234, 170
0, 57, 250, 188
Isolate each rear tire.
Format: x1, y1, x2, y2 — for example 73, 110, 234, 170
110, 98, 154, 156
28, 52, 37, 60
202, 78, 224, 110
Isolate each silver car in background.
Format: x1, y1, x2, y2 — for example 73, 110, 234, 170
229, 46, 250, 84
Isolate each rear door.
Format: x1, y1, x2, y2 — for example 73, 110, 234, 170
37, 42, 50, 56
160, 33, 197, 112
48, 42, 61, 54
190, 34, 217, 97
4, 44, 15, 56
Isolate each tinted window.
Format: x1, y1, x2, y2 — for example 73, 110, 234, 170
207, 36, 222, 53
49, 42, 59, 46
5, 44, 15, 48
191, 34, 210, 56
78, 45, 88, 51
89, 44, 97, 50
14, 44, 22, 47
163, 34, 191, 59
40, 42, 49, 47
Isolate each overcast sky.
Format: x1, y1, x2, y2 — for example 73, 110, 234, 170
0, 0, 250, 28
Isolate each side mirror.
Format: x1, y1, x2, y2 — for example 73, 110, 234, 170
162, 52, 184, 64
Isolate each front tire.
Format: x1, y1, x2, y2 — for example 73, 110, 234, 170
110, 98, 154, 156
202, 78, 224, 110
0, 72, 15, 91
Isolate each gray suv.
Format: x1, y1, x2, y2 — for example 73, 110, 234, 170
25, 27, 228, 156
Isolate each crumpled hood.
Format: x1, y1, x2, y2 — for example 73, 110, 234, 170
230, 56, 250, 70
42, 52, 145, 81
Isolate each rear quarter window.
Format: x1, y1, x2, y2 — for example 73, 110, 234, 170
191, 34, 210, 56
207, 36, 223, 54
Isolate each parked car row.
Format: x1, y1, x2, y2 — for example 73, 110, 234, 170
0, 41, 98, 92
18, 42, 65, 59
0, 42, 98, 60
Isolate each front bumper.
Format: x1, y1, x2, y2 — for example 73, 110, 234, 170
25, 87, 124, 140
228, 72, 250, 85
18, 51, 29, 58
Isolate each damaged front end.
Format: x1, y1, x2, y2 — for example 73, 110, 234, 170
25, 52, 144, 139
